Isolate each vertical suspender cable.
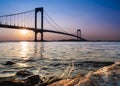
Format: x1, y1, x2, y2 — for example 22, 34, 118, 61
24, 13, 25, 27
20, 14, 22, 27
22, 14, 23, 27
18, 14, 19, 26
0, 17, 1, 24
24, 14, 26, 27
14, 15, 15, 26
10, 16, 11, 25
6, 16, 7, 24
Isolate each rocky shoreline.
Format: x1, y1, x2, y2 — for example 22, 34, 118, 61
49, 62, 120, 86
0, 61, 120, 86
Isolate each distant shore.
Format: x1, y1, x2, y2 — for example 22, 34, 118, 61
0, 39, 120, 42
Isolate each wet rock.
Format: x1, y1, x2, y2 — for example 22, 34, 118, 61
0, 76, 15, 82
83, 61, 114, 67
0, 81, 26, 86
25, 75, 42, 85
24, 59, 36, 62
0, 76, 26, 86
4, 61, 15, 65
49, 62, 62, 67
74, 61, 114, 68
16, 70, 33, 77
42, 76, 62, 86
0, 75, 42, 86
47, 79, 70, 86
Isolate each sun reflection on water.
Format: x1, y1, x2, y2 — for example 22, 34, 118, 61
20, 42, 28, 58
16, 63, 28, 68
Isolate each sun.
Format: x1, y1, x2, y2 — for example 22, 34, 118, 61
21, 30, 28, 35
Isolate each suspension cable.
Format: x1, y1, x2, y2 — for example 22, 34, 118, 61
0, 9, 34, 17
44, 17, 61, 32
44, 10, 68, 33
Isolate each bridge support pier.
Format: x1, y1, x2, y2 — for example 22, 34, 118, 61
34, 32, 37, 41
77, 29, 81, 40
34, 7, 44, 42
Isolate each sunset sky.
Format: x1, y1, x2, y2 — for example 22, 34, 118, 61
0, 0, 120, 41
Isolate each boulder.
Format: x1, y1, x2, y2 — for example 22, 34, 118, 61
25, 75, 42, 85
0, 76, 26, 86
46, 76, 62, 85
16, 70, 33, 77
0, 81, 26, 86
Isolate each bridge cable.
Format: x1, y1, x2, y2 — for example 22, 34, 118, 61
10, 16, 11, 25
44, 10, 68, 33
0, 9, 34, 27
44, 17, 61, 32
6, 16, 7, 24
0, 17, 1, 24
0, 9, 34, 17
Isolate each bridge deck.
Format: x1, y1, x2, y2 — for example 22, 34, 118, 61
0, 24, 86, 41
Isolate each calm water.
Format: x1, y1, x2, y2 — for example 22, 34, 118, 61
0, 42, 120, 77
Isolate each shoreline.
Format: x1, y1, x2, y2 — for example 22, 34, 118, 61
0, 40, 120, 42
0, 61, 119, 86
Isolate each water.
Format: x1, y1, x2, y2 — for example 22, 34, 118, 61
0, 42, 120, 77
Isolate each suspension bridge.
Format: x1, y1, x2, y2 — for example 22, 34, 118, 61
0, 7, 86, 41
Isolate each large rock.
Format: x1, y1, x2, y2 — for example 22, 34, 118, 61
0, 74, 42, 86
25, 75, 43, 85
16, 70, 33, 77
0, 81, 26, 86
0, 76, 26, 86
45, 76, 62, 85
48, 62, 120, 86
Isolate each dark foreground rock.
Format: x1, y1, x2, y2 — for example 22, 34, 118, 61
0, 76, 26, 86
16, 70, 33, 77
0, 75, 43, 86
25, 75, 42, 85
0, 81, 26, 86
3, 61, 15, 65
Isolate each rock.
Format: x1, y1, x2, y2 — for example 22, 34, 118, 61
25, 75, 42, 85
16, 70, 33, 77
48, 62, 120, 86
0, 76, 26, 86
0, 76, 15, 82
46, 76, 62, 85
74, 61, 114, 68
0, 81, 26, 86
4, 61, 15, 65
0, 74, 42, 86
39, 76, 62, 86
47, 79, 70, 86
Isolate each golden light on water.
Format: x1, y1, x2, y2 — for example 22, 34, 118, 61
16, 63, 28, 68
20, 42, 28, 58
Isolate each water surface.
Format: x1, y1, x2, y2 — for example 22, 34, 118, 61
0, 42, 120, 77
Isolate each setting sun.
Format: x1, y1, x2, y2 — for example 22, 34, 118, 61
21, 30, 28, 35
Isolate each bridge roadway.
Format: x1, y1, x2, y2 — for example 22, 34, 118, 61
0, 24, 86, 41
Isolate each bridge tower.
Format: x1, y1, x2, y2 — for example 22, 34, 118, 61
34, 7, 44, 41
77, 29, 81, 40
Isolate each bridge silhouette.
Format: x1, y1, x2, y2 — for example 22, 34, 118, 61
0, 7, 86, 41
